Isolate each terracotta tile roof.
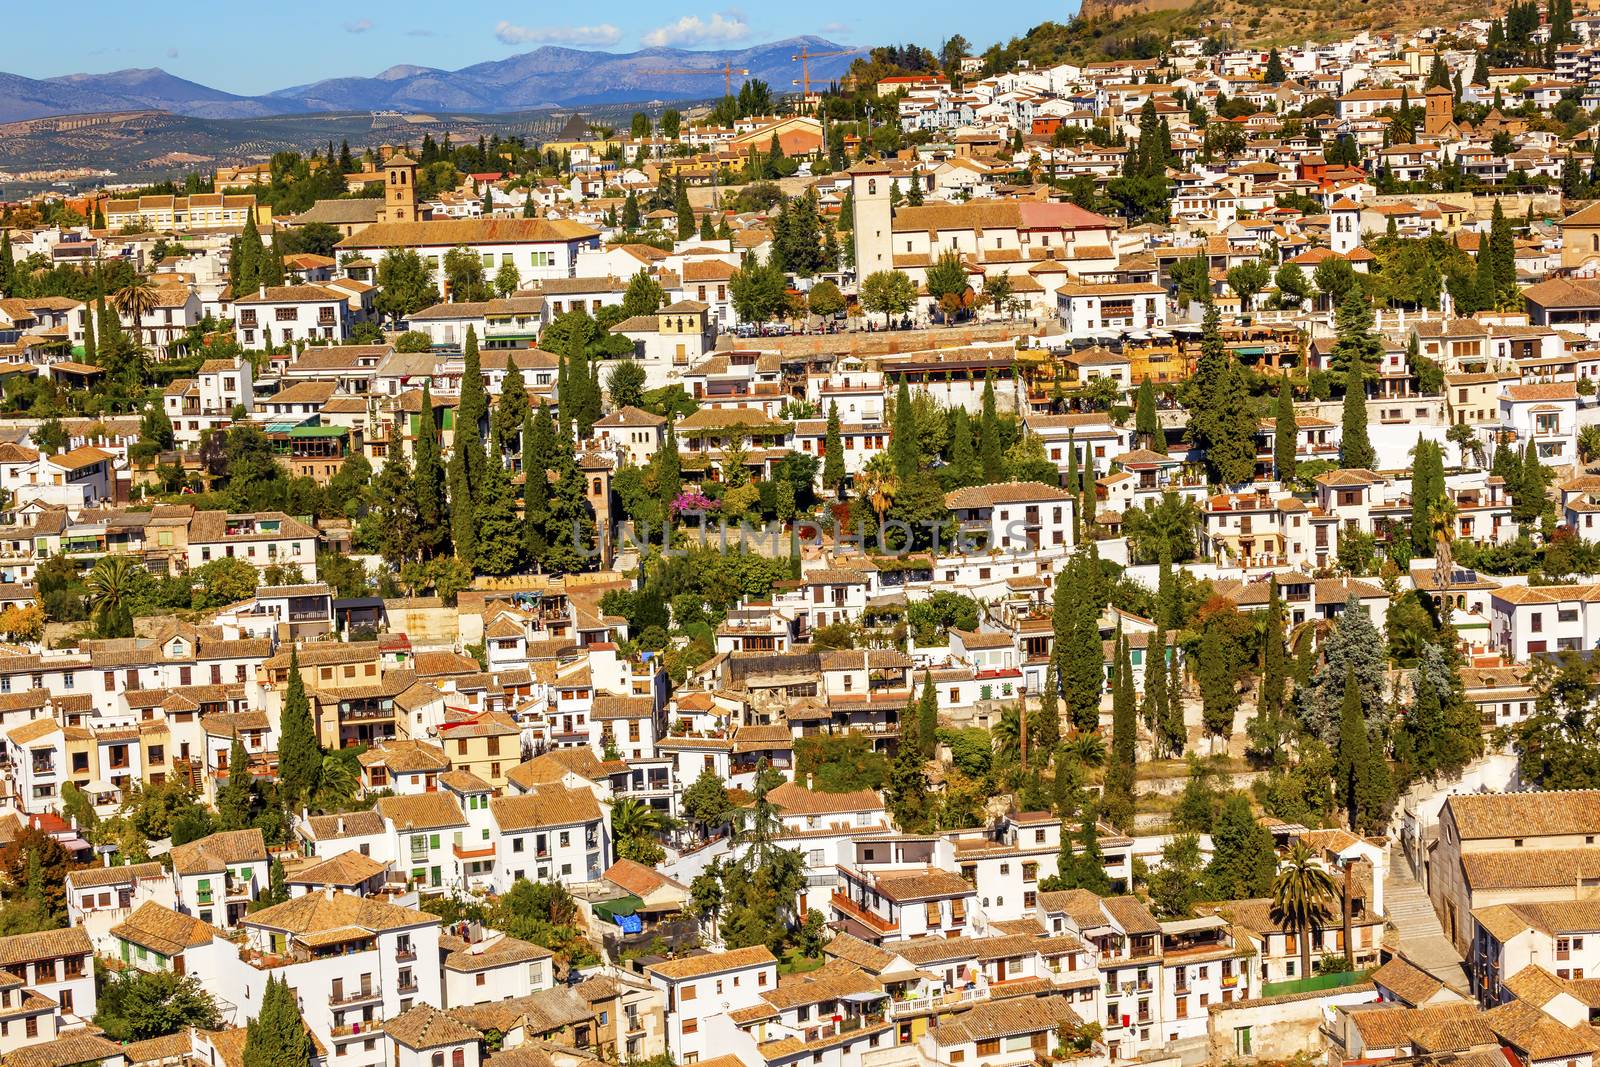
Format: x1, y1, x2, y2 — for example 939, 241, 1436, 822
442, 933, 553, 972
931, 993, 1080, 1046
384, 1004, 483, 1050
67, 861, 164, 889
645, 944, 775, 980
945, 481, 1076, 509
244, 888, 439, 936
288, 850, 386, 887
1447, 790, 1600, 839
1371, 956, 1447, 1006
110, 901, 224, 956
0, 927, 90, 966
767, 782, 883, 817
376, 792, 467, 831
823, 933, 897, 973
490, 786, 602, 831
358, 739, 450, 774
169, 828, 267, 875
2, 1033, 124, 1067
303, 810, 384, 840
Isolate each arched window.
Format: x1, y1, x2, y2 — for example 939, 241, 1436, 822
390, 172, 399, 185
592, 477, 602, 494
868, 179, 877, 195
452, 1050, 465, 1067
432, 1054, 444, 1067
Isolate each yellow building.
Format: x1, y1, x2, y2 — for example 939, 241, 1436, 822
438, 711, 521, 788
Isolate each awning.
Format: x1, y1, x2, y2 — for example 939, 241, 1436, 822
592, 894, 644, 923
840, 991, 886, 1003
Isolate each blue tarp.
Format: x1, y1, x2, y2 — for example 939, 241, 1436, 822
614, 912, 643, 934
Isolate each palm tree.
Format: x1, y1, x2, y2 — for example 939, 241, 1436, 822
1270, 843, 1337, 982
85, 556, 138, 638
993, 704, 1023, 765
611, 797, 668, 863
856, 453, 899, 526
1580, 424, 1600, 466
111, 277, 159, 344
1061, 729, 1107, 768
313, 754, 359, 812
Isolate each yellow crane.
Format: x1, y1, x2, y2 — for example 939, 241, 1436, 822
639, 62, 750, 98
790, 47, 860, 112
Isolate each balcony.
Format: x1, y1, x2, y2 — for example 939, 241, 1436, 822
330, 985, 382, 1006
453, 843, 495, 860
831, 891, 899, 934
397, 980, 419, 995
395, 948, 417, 963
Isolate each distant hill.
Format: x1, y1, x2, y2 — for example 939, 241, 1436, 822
1049, 0, 1494, 56
0, 38, 859, 124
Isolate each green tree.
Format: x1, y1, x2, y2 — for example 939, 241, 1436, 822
473, 424, 523, 576
374, 250, 439, 326
216, 734, 254, 830
1198, 621, 1239, 740
822, 401, 846, 495
1103, 632, 1137, 830
979, 372, 1003, 483
85, 555, 138, 638
606, 359, 647, 410
621, 269, 665, 317
1340, 359, 1376, 470
860, 270, 916, 321
95, 970, 222, 1042
243, 976, 312, 1067
1270, 843, 1336, 980
276, 648, 322, 811
1134, 379, 1160, 449
1206, 792, 1276, 899
1274, 384, 1298, 482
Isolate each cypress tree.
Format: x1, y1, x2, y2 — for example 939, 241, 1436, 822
890, 379, 919, 480
494, 355, 529, 448
0, 230, 12, 297
1341, 360, 1376, 470
82, 302, 97, 364
657, 418, 682, 521
1490, 198, 1516, 304
473, 422, 523, 575
413, 382, 448, 559
1103, 630, 1137, 831
675, 177, 695, 240
244, 976, 312, 1067
1211, 360, 1259, 485
544, 416, 596, 574
1039, 661, 1061, 759
1134, 379, 1160, 449
277, 648, 322, 811
1057, 552, 1104, 733
448, 448, 477, 569
822, 401, 846, 495
946, 407, 978, 488
917, 670, 938, 760
217, 734, 253, 830
523, 409, 549, 565
1066, 432, 1082, 543
1334, 665, 1369, 831
1411, 437, 1444, 555
1250, 578, 1288, 764
1274, 383, 1298, 483
979, 371, 1003, 481
458, 326, 487, 487
1199, 622, 1238, 741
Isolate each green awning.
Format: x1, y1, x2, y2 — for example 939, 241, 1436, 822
592, 895, 644, 921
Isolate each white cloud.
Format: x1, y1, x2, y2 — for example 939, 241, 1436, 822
343, 18, 374, 33
641, 12, 750, 48
166, 47, 180, 58
818, 22, 851, 36
493, 20, 622, 46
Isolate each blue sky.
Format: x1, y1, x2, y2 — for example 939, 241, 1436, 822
17, 2, 1068, 96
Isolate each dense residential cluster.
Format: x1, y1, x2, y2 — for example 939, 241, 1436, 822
10, 7, 1600, 1067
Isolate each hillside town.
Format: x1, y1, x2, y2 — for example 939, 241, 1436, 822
10, 9, 1600, 1067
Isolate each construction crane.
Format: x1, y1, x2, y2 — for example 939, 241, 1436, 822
639, 62, 749, 98
790, 47, 860, 112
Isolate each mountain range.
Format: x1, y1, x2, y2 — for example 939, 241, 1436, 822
0, 38, 858, 124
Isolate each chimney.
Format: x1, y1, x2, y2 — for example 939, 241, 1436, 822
336, 817, 345, 835
806, 773, 815, 790
258, 284, 266, 299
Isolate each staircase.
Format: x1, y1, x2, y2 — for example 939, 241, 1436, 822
1386, 847, 1469, 993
